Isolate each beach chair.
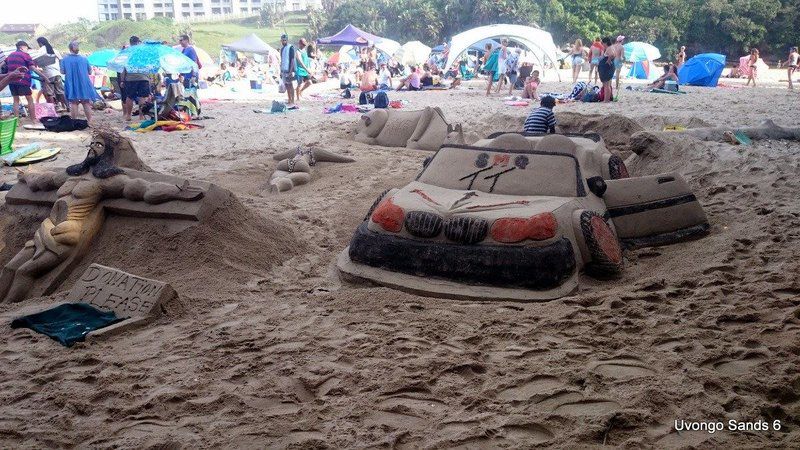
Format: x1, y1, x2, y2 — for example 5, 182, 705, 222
0, 116, 17, 155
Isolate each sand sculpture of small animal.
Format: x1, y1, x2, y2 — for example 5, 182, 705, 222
270, 147, 355, 192
355, 106, 466, 151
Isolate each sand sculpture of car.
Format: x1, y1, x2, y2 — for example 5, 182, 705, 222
337, 133, 710, 301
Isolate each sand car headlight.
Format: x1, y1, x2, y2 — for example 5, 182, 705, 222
491, 212, 558, 243
371, 198, 405, 232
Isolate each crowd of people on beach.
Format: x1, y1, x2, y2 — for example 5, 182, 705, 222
0, 34, 204, 126
2, 30, 799, 128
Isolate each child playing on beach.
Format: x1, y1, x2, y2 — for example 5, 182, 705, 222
522, 70, 541, 100
523, 96, 556, 134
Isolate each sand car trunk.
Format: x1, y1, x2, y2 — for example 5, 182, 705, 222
604, 173, 709, 248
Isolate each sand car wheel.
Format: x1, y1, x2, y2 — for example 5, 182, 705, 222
608, 154, 630, 179
580, 211, 624, 276
364, 189, 391, 221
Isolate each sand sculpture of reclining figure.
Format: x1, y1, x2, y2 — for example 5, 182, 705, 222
354, 106, 464, 151
270, 147, 355, 192
0, 130, 208, 303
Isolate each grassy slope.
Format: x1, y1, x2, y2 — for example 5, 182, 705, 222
192, 17, 308, 54
0, 13, 309, 57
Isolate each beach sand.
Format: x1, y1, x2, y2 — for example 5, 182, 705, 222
0, 72, 798, 447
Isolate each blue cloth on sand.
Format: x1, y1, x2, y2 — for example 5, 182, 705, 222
11, 303, 123, 347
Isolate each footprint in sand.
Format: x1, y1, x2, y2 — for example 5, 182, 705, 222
497, 375, 564, 401
589, 358, 656, 379
535, 391, 621, 417
703, 353, 768, 375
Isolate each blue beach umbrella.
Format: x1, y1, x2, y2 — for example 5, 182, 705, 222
107, 42, 197, 74
87, 48, 119, 67
623, 42, 661, 62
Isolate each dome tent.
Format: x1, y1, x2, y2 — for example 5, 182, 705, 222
677, 53, 726, 87
222, 33, 279, 58
444, 24, 562, 78
317, 24, 400, 57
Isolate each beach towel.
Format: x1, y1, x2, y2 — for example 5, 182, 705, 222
1, 143, 42, 165
504, 100, 530, 106
34, 103, 57, 121
40, 116, 89, 132
11, 303, 124, 347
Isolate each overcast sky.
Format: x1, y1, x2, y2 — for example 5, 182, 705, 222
5, 0, 97, 25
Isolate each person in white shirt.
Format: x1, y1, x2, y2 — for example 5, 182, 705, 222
377, 62, 392, 89
36, 36, 67, 110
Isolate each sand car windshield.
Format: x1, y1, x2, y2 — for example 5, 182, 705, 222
417, 146, 585, 197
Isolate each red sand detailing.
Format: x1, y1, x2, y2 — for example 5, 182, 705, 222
491, 212, 557, 243
491, 218, 529, 243
528, 212, 558, 240
591, 216, 622, 264
465, 200, 530, 210
492, 154, 510, 166
371, 198, 404, 232
410, 189, 442, 205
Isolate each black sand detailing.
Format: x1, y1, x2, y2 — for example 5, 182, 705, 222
443, 216, 489, 244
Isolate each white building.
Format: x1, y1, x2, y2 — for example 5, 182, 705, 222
97, 0, 321, 21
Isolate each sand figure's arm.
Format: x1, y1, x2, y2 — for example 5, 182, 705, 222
17, 169, 69, 192
116, 176, 204, 204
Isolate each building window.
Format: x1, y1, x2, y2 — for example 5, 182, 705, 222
154, 3, 163, 7
193, 2, 203, 7
166, 12, 174, 17
136, 12, 146, 19
212, 7, 220, 13
135, 3, 144, 8
223, 7, 231, 13
182, 2, 190, 7
240, 7, 248, 12
111, 13, 118, 19
183, 12, 190, 16
292, 2, 300, 10
124, 12, 132, 18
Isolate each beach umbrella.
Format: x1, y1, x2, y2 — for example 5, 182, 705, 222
107, 42, 198, 74
623, 42, 661, 62
87, 48, 119, 68
107, 43, 197, 118
396, 41, 432, 66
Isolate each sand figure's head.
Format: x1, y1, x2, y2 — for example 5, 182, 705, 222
66, 130, 126, 179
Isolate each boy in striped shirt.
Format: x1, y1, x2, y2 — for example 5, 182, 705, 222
523, 96, 557, 134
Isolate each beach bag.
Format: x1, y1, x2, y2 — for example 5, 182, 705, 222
34, 103, 57, 121
582, 91, 598, 102
40, 115, 89, 132
341, 88, 352, 99
271, 100, 287, 113
358, 91, 374, 105
374, 91, 389, 109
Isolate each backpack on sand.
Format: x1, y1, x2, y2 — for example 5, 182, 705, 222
373, 91, 389, 109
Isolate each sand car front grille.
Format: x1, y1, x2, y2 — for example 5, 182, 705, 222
348, 223, 577, 290
443, 216, 489, 244
405, 211, 443, 238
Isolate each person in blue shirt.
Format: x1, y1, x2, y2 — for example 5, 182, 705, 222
179, 34, 199, 88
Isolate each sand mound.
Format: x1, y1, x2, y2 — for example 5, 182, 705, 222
556, 112, 644, 153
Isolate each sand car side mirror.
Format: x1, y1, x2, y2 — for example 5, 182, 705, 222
587, 176, 607, 197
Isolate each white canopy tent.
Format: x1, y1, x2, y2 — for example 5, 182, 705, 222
445, 24, 563, 79
222, 33, 280, 58
395, 41, 432, 66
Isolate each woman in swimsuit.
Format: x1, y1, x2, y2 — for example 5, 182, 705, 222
597, 37, 615, 102
588, 37, 603, 84
746, 48, 760, 87
787, 47, 799, 90
570, 39, 586, 84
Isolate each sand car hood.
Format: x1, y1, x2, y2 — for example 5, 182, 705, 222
367, 181, 581, 245
388, 181, 574, 219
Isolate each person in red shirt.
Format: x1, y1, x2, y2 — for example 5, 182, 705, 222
5, 41, 47, 125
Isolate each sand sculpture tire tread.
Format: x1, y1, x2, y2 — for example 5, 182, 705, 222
580, 210, 624, 277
